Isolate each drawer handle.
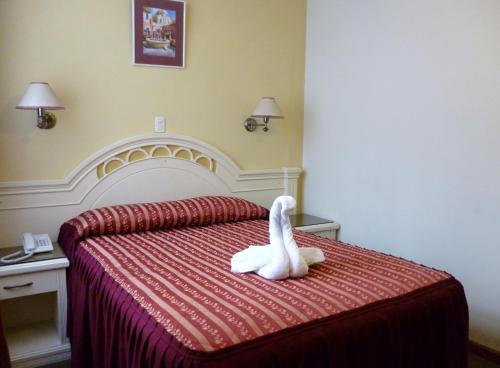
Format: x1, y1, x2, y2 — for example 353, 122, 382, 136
3, 282, 33, 290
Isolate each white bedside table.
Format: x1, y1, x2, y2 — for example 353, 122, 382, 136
0, 244, 70, 368
290, 214, 340, 240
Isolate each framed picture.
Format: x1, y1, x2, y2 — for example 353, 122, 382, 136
132, 0, 186, 68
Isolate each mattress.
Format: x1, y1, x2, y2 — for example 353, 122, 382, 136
58, 196, 468, 368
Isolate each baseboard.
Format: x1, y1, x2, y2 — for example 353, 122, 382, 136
469, 340, 500, 365
11, 343, 71, 368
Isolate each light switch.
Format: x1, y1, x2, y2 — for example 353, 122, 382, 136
154, 116, 166, 133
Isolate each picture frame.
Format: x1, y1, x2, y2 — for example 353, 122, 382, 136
132, 0, 186, 68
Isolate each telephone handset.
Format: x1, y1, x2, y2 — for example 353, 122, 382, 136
0, 233, 54, 265
22, 233, 54, 254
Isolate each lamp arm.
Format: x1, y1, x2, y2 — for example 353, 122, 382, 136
36, 107, 45, 124
262, 116, 270, 132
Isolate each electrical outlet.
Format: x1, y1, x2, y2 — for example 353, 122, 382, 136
154, 116, 166, 133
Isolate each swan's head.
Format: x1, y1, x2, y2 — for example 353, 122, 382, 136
278, 196, 296, 216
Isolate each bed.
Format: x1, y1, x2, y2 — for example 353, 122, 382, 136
0, 134, 467, 367
58, 195, 467, 368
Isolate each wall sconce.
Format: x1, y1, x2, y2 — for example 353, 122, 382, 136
16, 82, 65, 129
244, 97, 284, 132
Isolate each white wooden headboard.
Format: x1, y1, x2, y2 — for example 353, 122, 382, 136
0, 134, 301, 245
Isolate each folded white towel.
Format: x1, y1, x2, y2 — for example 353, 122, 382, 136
231, 196, 325, 280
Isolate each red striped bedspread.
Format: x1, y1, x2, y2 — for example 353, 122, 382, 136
79, 219, 450, 353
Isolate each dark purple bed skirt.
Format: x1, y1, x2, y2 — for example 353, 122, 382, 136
59, 223, 468, 368
0, 308, 10, 368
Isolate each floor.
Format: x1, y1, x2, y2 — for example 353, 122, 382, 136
40, 353, 500, 368
469, 353, 500, 368
40, 362, 70, 368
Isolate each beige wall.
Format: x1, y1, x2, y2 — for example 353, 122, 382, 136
0, 0, 305, 181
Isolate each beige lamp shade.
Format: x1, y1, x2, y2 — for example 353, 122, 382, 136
251, 97, 284, 119
16, 82, 65, 110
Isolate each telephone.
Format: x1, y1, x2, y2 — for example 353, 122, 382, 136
0, 233, 54, 265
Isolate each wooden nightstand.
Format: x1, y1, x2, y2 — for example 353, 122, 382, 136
290, 214, 340, 240
0, 243, 70, 368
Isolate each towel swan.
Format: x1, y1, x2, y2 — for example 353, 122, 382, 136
231, 196, 325, 280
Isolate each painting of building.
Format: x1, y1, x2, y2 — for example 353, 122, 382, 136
142, 7, 177, 58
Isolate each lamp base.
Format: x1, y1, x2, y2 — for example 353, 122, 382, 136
37, 111, 56, 129
244, 118, 258, 132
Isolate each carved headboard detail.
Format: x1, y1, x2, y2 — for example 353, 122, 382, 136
0, 134, 301, 244
97, 144, 217, 179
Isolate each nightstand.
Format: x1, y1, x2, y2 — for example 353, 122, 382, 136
290, 214, 340, 240
0, 243, 70, 368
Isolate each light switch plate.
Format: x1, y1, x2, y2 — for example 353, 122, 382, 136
154, 117, 166, 133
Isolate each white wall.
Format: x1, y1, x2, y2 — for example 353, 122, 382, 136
304, 0, 500, 350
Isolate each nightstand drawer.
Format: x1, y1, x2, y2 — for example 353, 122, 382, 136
0, 270, 58, 300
